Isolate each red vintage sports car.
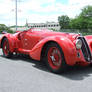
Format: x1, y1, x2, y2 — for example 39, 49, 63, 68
0, 28, 92, 73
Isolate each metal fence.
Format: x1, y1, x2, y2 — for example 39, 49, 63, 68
59, 29, 92, 36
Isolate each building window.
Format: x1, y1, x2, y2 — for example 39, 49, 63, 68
57, 24, 59, 26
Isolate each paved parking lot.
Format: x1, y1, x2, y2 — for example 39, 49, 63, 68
0, 34, 92, 92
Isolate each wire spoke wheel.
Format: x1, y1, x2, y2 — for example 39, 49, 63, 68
3, 40, 9, 56
2, 38, 12, 58
45, 43, 66, 73
48, 47, 62, 70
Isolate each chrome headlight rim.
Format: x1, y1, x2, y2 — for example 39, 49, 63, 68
76, 39, 82, 49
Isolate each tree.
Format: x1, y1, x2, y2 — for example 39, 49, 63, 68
80, 5, 92, 18
0, 24, 13, 33
79, 6, 92, 29
58, 15, 70, 29
69, 5, 92, 33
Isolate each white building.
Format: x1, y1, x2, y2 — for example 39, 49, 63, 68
27, 22, 60, 30
10, 22, 60, 32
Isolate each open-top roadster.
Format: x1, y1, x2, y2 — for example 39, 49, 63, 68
0, 28, 92, 73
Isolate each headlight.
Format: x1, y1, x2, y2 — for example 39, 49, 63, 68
76, 39, 82, 49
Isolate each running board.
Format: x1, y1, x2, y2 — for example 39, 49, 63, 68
18, 48, 31, 54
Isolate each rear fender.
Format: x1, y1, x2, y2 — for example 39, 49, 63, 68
1, 34, 16, 52
30, 36, 77, 66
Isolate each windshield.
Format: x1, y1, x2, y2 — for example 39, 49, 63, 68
31, 28, 53, 32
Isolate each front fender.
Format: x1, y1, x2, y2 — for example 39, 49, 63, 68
30, 36, 77, 65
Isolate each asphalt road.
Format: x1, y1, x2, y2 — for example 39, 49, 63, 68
0, 34, 92, 92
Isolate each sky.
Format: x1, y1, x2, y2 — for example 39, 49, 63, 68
0, 0, 92, 26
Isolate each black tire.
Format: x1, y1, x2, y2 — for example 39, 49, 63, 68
2, 38, 13, 58
89, 63, 92, 67
44, 42, 66, 73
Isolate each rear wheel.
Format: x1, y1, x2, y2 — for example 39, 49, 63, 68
2, 38, 13, 58
45, 42, 66, 73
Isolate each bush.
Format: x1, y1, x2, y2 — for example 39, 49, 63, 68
59, 29, 92, 36
0, 24, 13, 34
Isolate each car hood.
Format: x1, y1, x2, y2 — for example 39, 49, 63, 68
38, 31, 80, 41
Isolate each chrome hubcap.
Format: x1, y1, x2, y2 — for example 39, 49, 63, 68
5, 46, 7, 50
50, 56, 56, 62
50, 49, 61, 66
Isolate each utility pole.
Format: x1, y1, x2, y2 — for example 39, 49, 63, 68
12, 0, 22, 31
15, 0, 18, 31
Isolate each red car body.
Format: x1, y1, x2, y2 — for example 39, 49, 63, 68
0, 28, 92, 73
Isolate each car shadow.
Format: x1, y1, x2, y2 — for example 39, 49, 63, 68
1, 54, 92, 81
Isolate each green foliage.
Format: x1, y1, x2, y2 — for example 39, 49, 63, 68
70, 5, 92, 31
50, 28, 58, 31
10, 25, 25, 28
58, 5, 92, 34
58, 15, 70, 29
80, 5, 92, 18
0, 24, 13, 34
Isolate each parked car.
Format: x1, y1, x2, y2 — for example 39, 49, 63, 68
2, 30, 7, 34
0, 28, 92, 73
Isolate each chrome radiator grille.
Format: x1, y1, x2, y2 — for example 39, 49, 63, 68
78, 37, 91, 62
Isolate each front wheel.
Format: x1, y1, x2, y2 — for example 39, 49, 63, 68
45, 43, 66, 73
2, 38, 13, 58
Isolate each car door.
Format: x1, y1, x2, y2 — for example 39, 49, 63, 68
18, 31, 28, 49
22, 30, 41, 50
